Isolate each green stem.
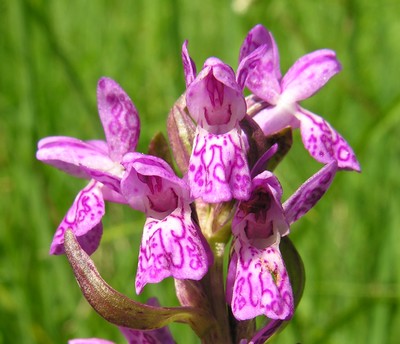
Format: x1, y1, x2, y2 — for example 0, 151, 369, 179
201, 241, 232, 344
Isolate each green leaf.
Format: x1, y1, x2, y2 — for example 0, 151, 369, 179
63, 229, 214, 338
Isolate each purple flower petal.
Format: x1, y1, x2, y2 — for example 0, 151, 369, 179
50, 180, 104, 255
181, 40, 197, 87
120, 326, 174, 344
228, 237, 294, 320
281, 49, 342, 102
298, 108, 361, 171
121, 152, 190, 215
188, 127, 251, 203
233, 170, 288, 239
283, 160, 337, 224
135, 202, 212, 294
186, 58, 246, 134
239, 24, 281, 104
97, 77, 140, 161
252, 104, 300, 136
69, 339, 114, 344
37, 136, 115, 179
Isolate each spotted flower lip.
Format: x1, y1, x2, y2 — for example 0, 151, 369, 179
239, 24, 360, 172
36, 77, 140, 255
227, 160, 338, 321
120, 152, 213, 293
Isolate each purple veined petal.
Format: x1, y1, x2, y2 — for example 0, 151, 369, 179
121, 152, 191, 214
97, 77, 140, 161
69, 339, 114, 344
283, 160, 338, 225
233, 170, 288, 239
298, 108, 361, 171
37, 136, 115, 179
237, 44, 267, 91
186, 58, 246, 134
50, 180, 104, 256
281, 49, 342, 102
81, 165, 124, 194
229, 236, 294, 321
135, 201, 213, 294
239, 24, 281, 104
188, 127, 251, 203
181, 40, 197, 87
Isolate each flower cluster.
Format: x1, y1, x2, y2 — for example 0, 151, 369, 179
37, 24, 359, 343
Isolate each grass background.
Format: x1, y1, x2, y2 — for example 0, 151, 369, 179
1, 0, 399, 343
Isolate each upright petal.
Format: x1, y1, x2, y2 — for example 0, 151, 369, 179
97, 77, 140, 161
135, 202, 212, 294
228, 237, 293, 320
186, 58, 246, 134
181, 40, 197, 87
50, 180, 104, 255
283, 160, 337, 224
188, 127, 251, 203
281, 49, 342, 102
298, 108, 361, 171
239, 24, 281, 104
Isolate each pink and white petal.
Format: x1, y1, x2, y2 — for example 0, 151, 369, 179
186, 60, 246, 134
181, 40, 197, 87
97, 77, 140, 161
230, 238, 293, 321
298, 109, 361, 171
69, 339, 114, 344
119, 325, 175, 344
121, 152, 190, 212
188, 128, 251, 203
135, 202, 212, 294
281, 49, 342, 102
239, 24, 281, 104
49, 180, 104, 256
37, 136, 114, 179
252, 104, 300, 137
283, 160, 337, 225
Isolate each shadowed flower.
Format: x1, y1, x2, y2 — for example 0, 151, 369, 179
121, 152, 213, 294
239, 24, 360, 171
36, 77, 140, 254
227, 160, 337, 321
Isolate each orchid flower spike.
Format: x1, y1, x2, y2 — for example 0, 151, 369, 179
36, 77, 140, 255
239, 24, 360, 172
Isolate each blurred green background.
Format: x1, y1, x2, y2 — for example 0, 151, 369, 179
1, 0, 399, 343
